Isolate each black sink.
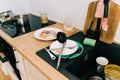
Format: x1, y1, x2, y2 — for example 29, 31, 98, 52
65, 43, 101, 79
67, 42, 120, 80
36, 32, 120, 80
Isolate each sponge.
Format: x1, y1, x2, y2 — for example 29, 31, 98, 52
83, 38, 96, 47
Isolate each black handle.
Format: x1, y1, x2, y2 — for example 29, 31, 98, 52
0, 56, 8, 62
0, 37, 22, 80
96, 18, 101, 30
104, 0, 109, 18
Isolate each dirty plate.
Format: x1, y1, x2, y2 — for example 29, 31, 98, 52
50, 39, 78, 56
33, 27, 62, 41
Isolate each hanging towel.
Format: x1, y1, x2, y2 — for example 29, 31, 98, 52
101, 17, 108, 31
95, 0, 104, 18
95, 0, 110, 31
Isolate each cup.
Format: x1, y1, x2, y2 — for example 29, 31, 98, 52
63, 18, 74, 31
96, 57, 109, 73
40, 12, 48, 24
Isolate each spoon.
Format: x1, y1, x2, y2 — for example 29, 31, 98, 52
44, 47, 56, 60
56, 32, 67, 69
57, 32, 67, 43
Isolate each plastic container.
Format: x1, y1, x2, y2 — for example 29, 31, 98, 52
104, 64, 120, 80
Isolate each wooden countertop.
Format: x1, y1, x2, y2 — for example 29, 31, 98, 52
0, 23, 80, 80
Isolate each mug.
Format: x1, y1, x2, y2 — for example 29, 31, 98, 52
96, 57, 109, 73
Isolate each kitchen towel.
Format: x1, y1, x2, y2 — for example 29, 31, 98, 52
95, 0, 110, 31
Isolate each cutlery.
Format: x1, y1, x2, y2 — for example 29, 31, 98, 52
45, 31, 56, 36
48, 45, 77, 51
44, 47, 56, 60
56, 32, 67, 69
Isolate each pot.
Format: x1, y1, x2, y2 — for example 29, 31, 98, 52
0, 19, 17, 37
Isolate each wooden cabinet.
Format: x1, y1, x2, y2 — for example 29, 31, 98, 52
14, 50, 48, 80
0, 52, 19, 80
24, 58, 48, 80
14, 50, 27, 80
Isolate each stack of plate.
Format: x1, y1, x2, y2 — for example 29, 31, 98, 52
50, 39, 84, 59
33, 27, 62, 41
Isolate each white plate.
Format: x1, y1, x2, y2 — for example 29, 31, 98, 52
50, 39, 78, 56
33, 27, 62, 40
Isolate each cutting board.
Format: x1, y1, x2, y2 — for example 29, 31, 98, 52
84, 1, 120, 44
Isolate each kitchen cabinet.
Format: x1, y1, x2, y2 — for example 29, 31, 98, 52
14, 50, 27, 80
0, 52, 19, 80
0, 37, 21, 80
14, 50, 48, 80
24, 58, 48, 80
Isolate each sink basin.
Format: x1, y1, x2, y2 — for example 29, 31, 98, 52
66, 58, 96, 78
65, 42, 120, 79
65, 46, 99, 79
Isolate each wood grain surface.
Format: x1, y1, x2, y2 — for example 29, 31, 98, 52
0, 23, 80, 80
84, 1, 120, 44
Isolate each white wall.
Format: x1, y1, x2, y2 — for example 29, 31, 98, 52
114, 0, 120, 42
27, 0, 96, 29
0, 0, 30, 14
0, 0, 120, 42
27, 0, 120, 42
27, 0, 120, 28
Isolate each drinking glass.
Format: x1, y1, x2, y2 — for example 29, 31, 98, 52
40, 12, 48, 24
63, 18, 74, 31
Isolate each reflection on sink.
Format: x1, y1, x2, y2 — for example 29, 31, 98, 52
65, 58, 96, 79
65, 46, 100, 79
65, 58, 105, 80
65, 42, 120, 80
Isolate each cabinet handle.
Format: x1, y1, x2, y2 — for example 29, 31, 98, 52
0, 56, 8, 63
16, 61, 20, 63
